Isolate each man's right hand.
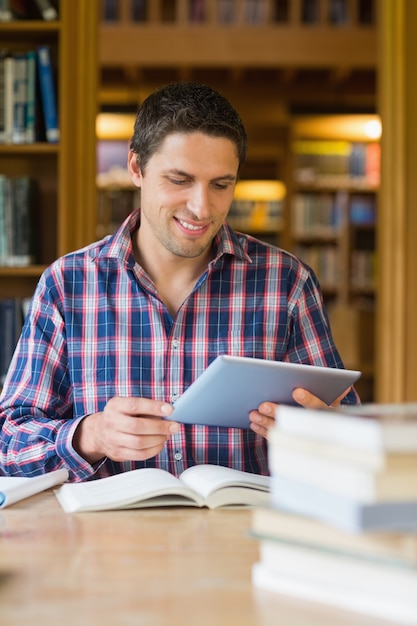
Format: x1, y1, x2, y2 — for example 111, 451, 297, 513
72, 397, 179, 464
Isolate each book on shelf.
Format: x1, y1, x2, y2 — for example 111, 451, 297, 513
269, 473, 417, 532
189, 0, 205, 22
0, 0, 12, 21
0, 47, 51, 144
0, 297, 25, 385
54, 464, 270, 513
0, 469, 69, 509
33, 0, 58, 21
293, 140, 380, 186
0, 175, 37, 266
25, 49, 36, 143
36, 45, 59, 143
217, 0, 235, 23
251, 506, 417, 567
243, 0, 268, 24
11, 52, 28, 144
0, 50, 13, 144
252, 540, 417, 625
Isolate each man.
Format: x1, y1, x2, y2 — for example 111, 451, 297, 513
0, 83, 358, 481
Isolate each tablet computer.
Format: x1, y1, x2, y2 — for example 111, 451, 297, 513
170, 356, 361, 430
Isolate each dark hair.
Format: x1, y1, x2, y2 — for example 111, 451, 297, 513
130, 82, 247, 173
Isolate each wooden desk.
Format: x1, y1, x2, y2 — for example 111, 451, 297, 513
0, 491, 399, 626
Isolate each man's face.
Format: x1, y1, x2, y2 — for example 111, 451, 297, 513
128, 132, 239, 261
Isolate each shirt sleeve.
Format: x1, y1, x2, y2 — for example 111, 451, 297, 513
0, 269, 99, 481
286, 263, 359, 405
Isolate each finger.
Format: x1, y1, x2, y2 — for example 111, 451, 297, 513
120, 415, 179, 436
249, 409, 275, 439
105, 436, 169, 463
106, 396, 174, 419
292, 388, 327, 409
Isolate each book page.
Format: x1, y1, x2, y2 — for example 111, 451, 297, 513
179, 464, 270, 500
54, 468, 203, 513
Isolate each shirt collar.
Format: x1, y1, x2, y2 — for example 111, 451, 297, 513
91, 209, 252, 267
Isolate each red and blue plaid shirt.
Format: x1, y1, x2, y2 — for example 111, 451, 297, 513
0, 210, 358, 480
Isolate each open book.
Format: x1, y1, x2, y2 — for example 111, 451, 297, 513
54, 464, 270, 513
0, 469, 69, 508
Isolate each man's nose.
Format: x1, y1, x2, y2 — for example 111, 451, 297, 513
187, 184, 211, 217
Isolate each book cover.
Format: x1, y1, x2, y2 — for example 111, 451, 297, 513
0, 51, 13, 143
33, 0, 57, 21
10, 176, 37, 265
11, 52, 27, 144
0, 0, 12, 21
0, 174, 6, 261
0, 49, 8, 142
0, 469, 69, 508
0, 297, 23, 385
36, 45, 59, 143
25, 49, 36, 143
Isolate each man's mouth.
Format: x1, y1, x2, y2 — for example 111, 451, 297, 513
176, 218, 207, 232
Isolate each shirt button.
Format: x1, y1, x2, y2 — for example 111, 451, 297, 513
174, 452, 182, 461
171, 393, 178, 404
172, 339, 180, 349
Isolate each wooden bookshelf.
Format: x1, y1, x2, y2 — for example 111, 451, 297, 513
286, 114, 380, 400
0, 0, 98, 299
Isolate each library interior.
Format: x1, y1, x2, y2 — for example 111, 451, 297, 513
1, 0, 416, 405
0, 2, 417, 624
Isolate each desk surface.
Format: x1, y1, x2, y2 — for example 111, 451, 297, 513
0, 491, 399, 626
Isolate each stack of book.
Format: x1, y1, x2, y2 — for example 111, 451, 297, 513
251, 403, 417, 624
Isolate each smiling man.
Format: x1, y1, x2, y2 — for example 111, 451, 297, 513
0, 82, 358, 481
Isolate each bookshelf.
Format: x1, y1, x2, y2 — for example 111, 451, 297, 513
228, 179, 286, 246
288, 114, 381, 401
0, 0, 98, 300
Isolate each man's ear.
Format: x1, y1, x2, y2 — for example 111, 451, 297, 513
127, 150, 142, 187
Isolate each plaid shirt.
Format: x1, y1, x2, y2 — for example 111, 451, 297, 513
0, 211, 358, 480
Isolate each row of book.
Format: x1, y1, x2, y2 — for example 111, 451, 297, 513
0, 175, 37, 266
0, 0, 57, 21
0, 297, 29, 386
101, 0, 374, 26
294, 244, 340, 289
252, 402, 417, 623
97, 185, 140, 238
293, 140, 380, 187
295, 244, 376, 292
102, 0, 277, 25
0, 45, 59, 144
228, 198, 284, 233
291, 191, 376, 237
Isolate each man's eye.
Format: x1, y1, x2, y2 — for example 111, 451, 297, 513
213, 182, 230, 190
169, 177, 187, 185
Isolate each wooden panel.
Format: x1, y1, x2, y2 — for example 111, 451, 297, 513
99, 25, 377, 68
376, 0, 417, 401
59, 0, 99, 255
